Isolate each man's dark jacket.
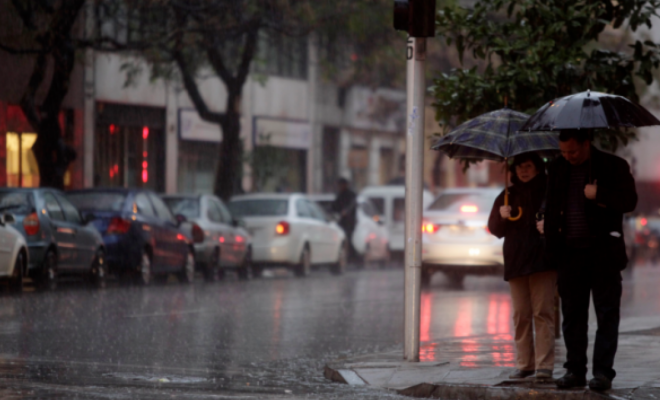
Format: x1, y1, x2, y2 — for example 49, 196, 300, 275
544, 146, 637, 269
332, 189, 357, 231
488, 174, 553, 281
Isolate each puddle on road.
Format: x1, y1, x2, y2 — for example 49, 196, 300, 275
103, 372, 208, 384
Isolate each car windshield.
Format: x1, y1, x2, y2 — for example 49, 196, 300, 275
427, 192, 498, 214
67, 192, 127, 212
163, 197, 199, 219
228, 199, 289, 217
0, 192, 34, 215
315, 200, 333, 214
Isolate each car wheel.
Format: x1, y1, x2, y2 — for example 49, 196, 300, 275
330, 242, 347, 276
89, 248, 107, 289
237, 248, 252, 281
204, 248, 221, 283
35, 250, 57, 291
177, 247, 195, 284
380, 246, 392, 270
293, 246, 311, 278
357, 244, 368, 270
8, 251, 24, 294
445, 271, 465, 288
421, 268, 432, 288
136, 250, 152, 286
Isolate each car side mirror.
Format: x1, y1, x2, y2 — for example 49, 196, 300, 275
175, 214, 187, 226
82, 213, 96, 225
2, 213, 15, 225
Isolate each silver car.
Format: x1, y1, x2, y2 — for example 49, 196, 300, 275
421, 188, 504, 286
163, 194, 252, 281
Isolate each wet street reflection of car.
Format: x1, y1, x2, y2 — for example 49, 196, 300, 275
0, 189, 106, 290
67, 189, 194, 285
0, 213, 28, 292
308, 194, 390, 267
228, 193, 347, 277
421, 188, 503, 286
163, 194, 253, 281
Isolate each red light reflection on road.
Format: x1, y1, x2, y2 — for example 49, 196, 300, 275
419, 292, 436, 361
488, 294, 514, 367
454, 298, 478, 367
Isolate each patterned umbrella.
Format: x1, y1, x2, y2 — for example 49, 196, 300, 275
432, 107, 559, 220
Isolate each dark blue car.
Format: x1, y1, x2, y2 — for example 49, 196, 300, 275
0, 188, 106, 290
67, 189, 195, 285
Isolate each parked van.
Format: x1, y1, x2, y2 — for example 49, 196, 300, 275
359, 185, 434, 254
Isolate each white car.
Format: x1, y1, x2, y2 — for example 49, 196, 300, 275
308, 194, 390, 267
421, 188, 504, 286
359, 185, 434, 254
227, 193, 347, 277
0, 214, 28, 292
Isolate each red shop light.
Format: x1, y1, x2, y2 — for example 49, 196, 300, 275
142, 161, 148, 169
109, 124, 116, 134
142, 170, 148, 183
142, 126, 149, 139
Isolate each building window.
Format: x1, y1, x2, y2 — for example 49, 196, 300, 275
348, 145, 369, 190
6, 132, 39, 188
178, 141, 220, 194
253, 32, 308, 79
251, 146, 307, 193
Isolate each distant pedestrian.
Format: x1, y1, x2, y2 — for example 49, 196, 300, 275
488, 152, 556, 381
332, 178, 357, 262
537, 129, 637, 391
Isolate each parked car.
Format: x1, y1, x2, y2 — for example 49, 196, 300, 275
228, 193, 347, 277
67, 189, 195, 285
359, 185, 434, 255
0, 213, 28, 293
308, 194, 390, 267
162, 194, 252, 281
421, 188, 504, 286
0, 189, 106, 290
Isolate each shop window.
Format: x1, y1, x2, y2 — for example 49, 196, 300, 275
348, 146, 369, 190
178, 141, 220, 194
6, 132, 40, 188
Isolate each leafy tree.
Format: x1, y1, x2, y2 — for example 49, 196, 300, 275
0, 0, 86, 189
431, 0, 660, 150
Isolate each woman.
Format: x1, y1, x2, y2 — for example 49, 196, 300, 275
488, 152, 557, 380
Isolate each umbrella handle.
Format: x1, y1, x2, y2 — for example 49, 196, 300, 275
504, 192, 523, 221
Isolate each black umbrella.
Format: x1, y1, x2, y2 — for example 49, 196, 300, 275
520, 90, 660, 131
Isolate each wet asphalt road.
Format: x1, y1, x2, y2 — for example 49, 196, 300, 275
0, 261, 658, 399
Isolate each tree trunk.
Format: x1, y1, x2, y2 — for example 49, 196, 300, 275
215, 97, 243, 201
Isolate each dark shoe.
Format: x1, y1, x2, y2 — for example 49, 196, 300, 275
509, 369, 535, 379
535, 369, 553, 379
588, 374, 612, 391
555, 371, 587, 389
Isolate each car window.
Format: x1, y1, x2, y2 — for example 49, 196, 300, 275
214, 199, 234, 223
163, 197, 198, 219
67, 192, 127, 212
367, 197, 385, 215
393, 197, 405, 222
315, 200, 334, 214
0, 192, 34, 215
207, 199, 223, 223
135, 193, 156, 217
149, 194, 175, 223
360, 200, 379, 218
43, 192, 65, 222
427, 192, 498, 213
296, 199, 312, 218
55, 193, 82, 224
306, 200, 328, 222
228, 199, 289, 217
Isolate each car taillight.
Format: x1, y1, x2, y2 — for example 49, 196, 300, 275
23, 212, 40, 236
275, 221, 290, 236
422, 222, 440, 234
192, 223, 204, 243
107, 217, 131, 234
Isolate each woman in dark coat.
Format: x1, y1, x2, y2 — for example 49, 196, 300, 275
488, 152, 556, 380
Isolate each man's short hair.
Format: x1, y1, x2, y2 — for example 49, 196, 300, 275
337, 177, 349, 186
559, 129, 591, 143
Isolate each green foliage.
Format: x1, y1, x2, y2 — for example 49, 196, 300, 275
431, 0, 660, 151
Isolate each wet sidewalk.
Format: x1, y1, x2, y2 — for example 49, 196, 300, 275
324, 319, 660, 399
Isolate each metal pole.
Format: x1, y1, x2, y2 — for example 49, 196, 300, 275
404, 36, 426, 362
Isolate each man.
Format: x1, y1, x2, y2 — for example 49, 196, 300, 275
537, 129, 637, 391
332, 178, 357, 260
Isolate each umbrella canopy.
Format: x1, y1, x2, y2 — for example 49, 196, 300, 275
520, 90, 660, 132
432, 108, 559, 161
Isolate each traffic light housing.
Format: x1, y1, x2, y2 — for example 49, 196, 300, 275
393, 0, 436, 37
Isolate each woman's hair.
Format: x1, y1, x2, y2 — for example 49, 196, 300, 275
509, 152, 546, 185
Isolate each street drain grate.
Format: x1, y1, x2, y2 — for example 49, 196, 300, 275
103, 372, 208, 383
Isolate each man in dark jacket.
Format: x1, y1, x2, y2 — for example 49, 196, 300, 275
537, 129, 637, 391
332, 178, 357, 260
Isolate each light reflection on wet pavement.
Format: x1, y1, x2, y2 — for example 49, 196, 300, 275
0, 263, 656, 398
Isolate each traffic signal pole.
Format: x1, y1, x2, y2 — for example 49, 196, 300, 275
403, 36, 426, 362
